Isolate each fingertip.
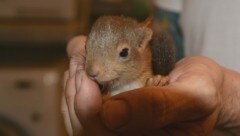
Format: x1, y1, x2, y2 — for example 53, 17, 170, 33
67, 35, 87, 58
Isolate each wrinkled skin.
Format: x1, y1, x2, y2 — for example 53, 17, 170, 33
62, 36, 240, 136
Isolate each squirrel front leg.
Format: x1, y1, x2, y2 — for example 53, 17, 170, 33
146, 75, 170, 87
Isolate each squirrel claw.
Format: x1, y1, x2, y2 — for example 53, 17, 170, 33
146, 75, 170, 87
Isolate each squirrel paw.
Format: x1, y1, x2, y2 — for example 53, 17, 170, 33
146, 75, 170, 87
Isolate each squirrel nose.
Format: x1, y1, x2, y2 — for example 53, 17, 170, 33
86, 67, 99, 78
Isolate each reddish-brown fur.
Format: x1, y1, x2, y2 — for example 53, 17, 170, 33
85, 16, 175, 95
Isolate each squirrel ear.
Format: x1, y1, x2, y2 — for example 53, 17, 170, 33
138, 16, 153, 49
139, 16, 153, 28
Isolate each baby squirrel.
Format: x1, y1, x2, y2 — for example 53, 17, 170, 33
85, 16, 176, 96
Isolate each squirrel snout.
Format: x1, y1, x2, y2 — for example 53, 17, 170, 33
86, 67, 100, 78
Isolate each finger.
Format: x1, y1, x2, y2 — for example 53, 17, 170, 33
67, 35, 87, 77
65, 73, 83, 134
61, 71, 73, 135
61, 95, 73, 136
69, 49, 86, 78
101, 86, 213, 133
69, 58, 81, 78
74, 70, 115, 135
62, 71, 69, 90
75, 69, 102, 121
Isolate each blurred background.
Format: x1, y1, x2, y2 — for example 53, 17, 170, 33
0, 0, 152, 135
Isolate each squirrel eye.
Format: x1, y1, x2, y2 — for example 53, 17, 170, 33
119, 48, 129, 57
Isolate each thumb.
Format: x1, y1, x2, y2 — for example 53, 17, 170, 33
101, 86, 204, 133
101, 87, 163, 132
74, 70, 116, 135
75, 69, 102, 119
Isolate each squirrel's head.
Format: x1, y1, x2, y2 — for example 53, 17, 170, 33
85, 16, 153, 89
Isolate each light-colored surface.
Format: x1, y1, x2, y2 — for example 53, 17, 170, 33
154, 0, 240, 72
180, 0, 240, 72
154, 0, 183, 12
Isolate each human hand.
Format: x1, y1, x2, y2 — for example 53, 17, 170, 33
62, 36, 116, 136
99, 57, 221, 135
62, 36, 221, 136
62, 35, 86, 135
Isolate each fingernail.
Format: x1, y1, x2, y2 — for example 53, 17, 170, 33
102, 99, 130, 130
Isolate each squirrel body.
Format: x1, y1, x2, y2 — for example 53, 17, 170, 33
85, 16, 175, 96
